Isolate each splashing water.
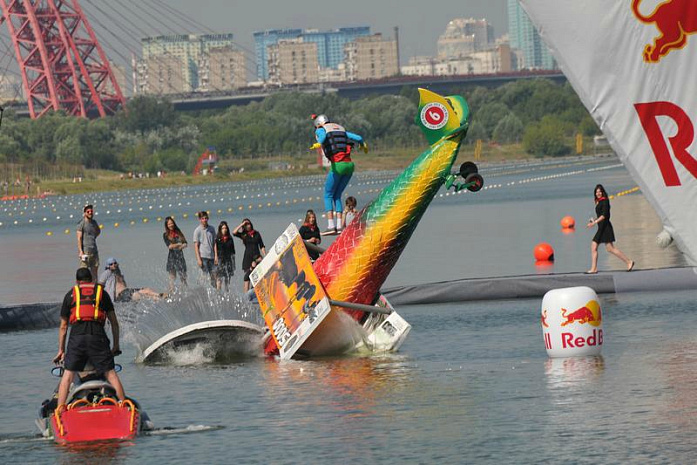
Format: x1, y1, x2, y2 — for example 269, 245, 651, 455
119, 286, 265, 358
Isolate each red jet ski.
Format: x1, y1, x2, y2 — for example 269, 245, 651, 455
36, 365, 153, 444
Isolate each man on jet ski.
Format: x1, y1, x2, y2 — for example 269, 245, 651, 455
53, 268, 126, 413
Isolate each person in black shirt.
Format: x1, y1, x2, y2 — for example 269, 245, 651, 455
586, 184, 634, 274
53, 268, 125, 413
163, 216, 188, 292
215, 221, 236, 292
298, 209, 322, 261
233, 218, 266, 292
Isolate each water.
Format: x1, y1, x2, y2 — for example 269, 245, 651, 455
1, 156, 694, 462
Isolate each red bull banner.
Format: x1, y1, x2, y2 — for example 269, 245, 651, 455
250, 223, 331, 360
519, 0, 697, 265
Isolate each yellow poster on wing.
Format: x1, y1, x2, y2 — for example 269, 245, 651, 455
251, 223, 330, 360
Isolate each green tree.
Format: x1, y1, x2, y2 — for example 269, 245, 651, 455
55, 135, 82, 164
0, 133, 21, 159
465, 121, 488, 144
118, 96, 178, 133
579, 115, 601, 136
473, 102, 511, 138
523, 117, 571, 156
493, 113, 524, 144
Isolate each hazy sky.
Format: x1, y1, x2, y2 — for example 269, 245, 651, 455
166, 0, 509, 61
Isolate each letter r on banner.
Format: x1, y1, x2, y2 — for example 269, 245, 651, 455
634, 101, 697, 187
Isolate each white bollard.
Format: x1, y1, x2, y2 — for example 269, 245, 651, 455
541, 286, 603, 358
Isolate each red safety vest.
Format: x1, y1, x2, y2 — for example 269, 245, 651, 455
68, 283, 106, 325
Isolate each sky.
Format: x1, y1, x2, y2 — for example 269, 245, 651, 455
166, 0, 509, 62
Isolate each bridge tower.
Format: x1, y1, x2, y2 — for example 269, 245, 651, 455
0, 0, 125, 118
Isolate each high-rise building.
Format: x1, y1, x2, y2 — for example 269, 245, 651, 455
139, 33, 238, 93
437, 18, 494, 59
345, 34, 399, 81
254, 26, 370, 80
0, 74, 23, 102
107, 62, 128, 98
253, 28, 302, 82
401, 45, 512, 77
138, 55, 187, 95
267, 38, 319, 85
507, 0, 556, 70
198, 46, 247, 92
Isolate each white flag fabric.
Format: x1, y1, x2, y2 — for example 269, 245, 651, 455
519, 0, 697, 264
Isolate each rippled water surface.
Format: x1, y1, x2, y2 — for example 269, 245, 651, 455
1, 157, 694, 463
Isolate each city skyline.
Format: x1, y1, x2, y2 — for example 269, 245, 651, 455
166, 0, 508, 62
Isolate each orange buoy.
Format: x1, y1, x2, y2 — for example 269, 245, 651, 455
534, 242, 555, 261
560, 215, 575, 230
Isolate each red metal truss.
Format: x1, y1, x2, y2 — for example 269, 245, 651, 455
0, 0, 125, 118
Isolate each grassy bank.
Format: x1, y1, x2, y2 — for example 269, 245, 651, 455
32, 144, 543, 196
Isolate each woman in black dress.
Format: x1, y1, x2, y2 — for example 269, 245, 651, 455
163, 216, 188, 291
586, 184, 634, 274
298, 209, 322, 261
233, 218, 266, 292
215, 221, 236, 292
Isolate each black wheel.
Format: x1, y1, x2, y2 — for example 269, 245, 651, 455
459, 161, 478, 178
465, 173, 484, 192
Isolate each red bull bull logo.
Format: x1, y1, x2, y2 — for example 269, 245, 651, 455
560, 300, 602, 327
632, 0, 697, 63
541, 288, 604, 357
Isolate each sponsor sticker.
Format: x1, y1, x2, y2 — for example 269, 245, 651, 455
420, 102, 448, 130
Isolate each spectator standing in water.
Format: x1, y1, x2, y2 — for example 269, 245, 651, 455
310, 114, 368, 235
342, 196, 358, 227
233, 218, 266, 292
76, 204, 100, 281
163, 216, 188, 292
193, 211, 218, 288
215, 221, 236, 292
586, 184, 635, 274
299, 209, 322, 261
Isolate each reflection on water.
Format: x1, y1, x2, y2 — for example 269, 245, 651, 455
545, 356, 605, 393
262, 354, 412, 419
660, 343, 697, 431
57, 441, 132, 465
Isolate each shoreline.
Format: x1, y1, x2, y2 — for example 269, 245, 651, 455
8, 147, 605, 197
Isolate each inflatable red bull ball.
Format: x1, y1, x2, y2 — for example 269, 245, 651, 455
540, 286, 603, 358
533, 243, 554, 262
560, 215, 575, 230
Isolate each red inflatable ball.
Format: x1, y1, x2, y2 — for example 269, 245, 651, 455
560, 215, 575, 230
534, 242, 555, 261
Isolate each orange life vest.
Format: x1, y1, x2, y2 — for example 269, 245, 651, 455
68, 283, 106, 324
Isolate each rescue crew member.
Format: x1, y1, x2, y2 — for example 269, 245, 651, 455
53, 268, 125, 413
310, 114, 368, 235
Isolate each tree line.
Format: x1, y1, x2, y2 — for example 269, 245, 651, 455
0, 78, 601, 178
